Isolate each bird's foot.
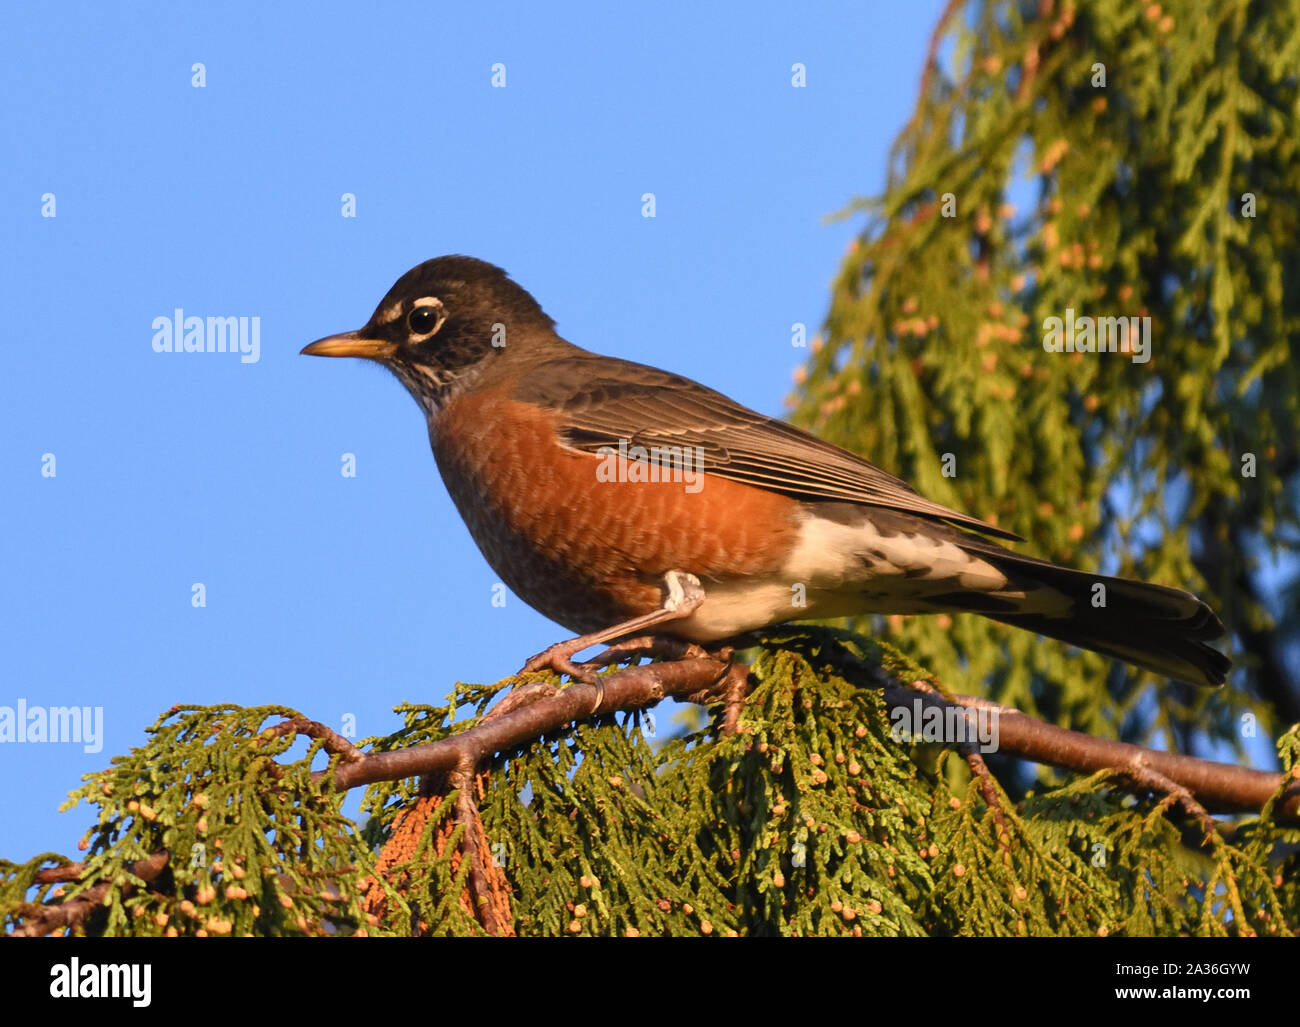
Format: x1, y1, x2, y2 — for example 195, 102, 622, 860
517, 571, 708, 713
519, 640, 608, 715
521, 638, 602, 686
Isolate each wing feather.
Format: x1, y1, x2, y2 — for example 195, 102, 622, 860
513, 353, 1023, 542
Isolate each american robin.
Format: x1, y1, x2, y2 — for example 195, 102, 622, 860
302, 255, 1229, 690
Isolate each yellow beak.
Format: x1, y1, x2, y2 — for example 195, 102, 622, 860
300, 331, 398, 361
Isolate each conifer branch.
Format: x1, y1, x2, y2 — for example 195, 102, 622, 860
449, 761, 514, 936
318, 655, 739, 792
304, 648, 1299, 821
942, 689, 1300, 819
12, 644, 1295, 937
11, 853, 169, 938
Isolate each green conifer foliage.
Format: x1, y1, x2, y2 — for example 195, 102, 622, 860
7, 634, 1296, 937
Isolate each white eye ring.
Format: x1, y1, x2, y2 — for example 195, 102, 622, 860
407, 297, 446, 339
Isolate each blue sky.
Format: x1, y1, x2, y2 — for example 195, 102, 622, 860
0, 1, 946, 858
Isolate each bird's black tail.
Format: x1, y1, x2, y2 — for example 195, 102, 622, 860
947, 546, 1230, 688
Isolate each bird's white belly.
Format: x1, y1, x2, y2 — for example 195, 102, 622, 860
673, 510, 1013, 641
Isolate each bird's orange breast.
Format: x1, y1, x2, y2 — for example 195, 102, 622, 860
429, 387, 803, 634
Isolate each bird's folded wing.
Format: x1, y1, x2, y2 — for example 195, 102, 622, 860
513, 354, 1023, 542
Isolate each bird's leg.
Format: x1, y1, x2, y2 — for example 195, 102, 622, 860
520, 571, 706, 708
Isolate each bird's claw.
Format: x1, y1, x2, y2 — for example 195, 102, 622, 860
521, 643, 597, 683
520, 642, 607, 713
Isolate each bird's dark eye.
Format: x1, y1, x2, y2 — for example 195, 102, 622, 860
408, 304, 443, 336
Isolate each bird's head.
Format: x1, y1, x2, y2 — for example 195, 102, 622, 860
301, 255, 554, 416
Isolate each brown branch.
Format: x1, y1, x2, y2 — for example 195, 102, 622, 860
1119, 759, 1219, 842
316, 655, 738, 793
33, 862, 86, 885
898, 677, 1013, 855
827, 648, 1298, 820
963, 747, 1013, 858
907, 0, 965, 137
301, 646, 1297, 820
943, 691, 1300, 819
720, 661, 753, 735
448, 761, 514, 936
270, 715, 365, 763
11, 852, 169, 938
